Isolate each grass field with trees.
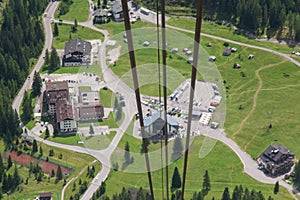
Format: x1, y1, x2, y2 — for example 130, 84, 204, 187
51, 23, 104, 49
106, 136, 293, 200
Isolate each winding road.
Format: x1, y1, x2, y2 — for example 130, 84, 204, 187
11, 1, 300, 200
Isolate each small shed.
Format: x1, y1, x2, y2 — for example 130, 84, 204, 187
206, 43, 212, 47
233, 63, 241, 69
39, 192, 52, 200
223, 48, 231, 56
248, 54, 254, 59
186, 50, 192, 56
231, 47, 237, 52
187, 57, 193, 64
172, 48, 178, 53
209, 56, 216, 62
143, 41, 150, 47
183, 48, 188, 52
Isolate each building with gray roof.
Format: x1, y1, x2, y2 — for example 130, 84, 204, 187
257, 144, 294, 177
143, 112, 179, 138
62, 39, 92, 66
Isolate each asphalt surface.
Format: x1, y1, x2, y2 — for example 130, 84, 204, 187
11, 2, 299, 200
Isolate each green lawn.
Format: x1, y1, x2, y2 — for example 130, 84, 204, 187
110, 48, 199, 96
167, 17, 300, 54
52, 23, 104, 49
78, 131, 117, 150
2, 141, 100, 200
48, 134, 81, 145
100, 88, 114, 107
106, 136, 292, 200
41, 64, 102, 76
55, 0, 89, 22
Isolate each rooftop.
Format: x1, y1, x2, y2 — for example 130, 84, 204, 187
144, 112, 179, 127
56, 99, 74, 122
46, 81, 68, 91
64, 39, 92, 55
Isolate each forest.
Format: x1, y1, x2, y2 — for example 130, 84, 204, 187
141, 0, 300, 41
0, 0, 48, 146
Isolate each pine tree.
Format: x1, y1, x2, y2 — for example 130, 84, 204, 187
45, 48, 50, 65
32, 71, 42, 97
232, 185, 241, 200
97, 0, 101, 8
39, 145, 43, 156
171, 167, 181, 191
221, 187, 230, 200
72, 19, 78, 32
172, 136, 183, 161
274, 181, 279, 194
7, 155, 12, 169
21, 90, 33, 123
56, 165, 63, 181
51, 169, 55, 177
32, 139, 38, 153
202, 170, 211, 195
124, 141, 130, 164
53, 23, 59, 36
294, 161, 300, 186
49, 47, 60, 72
13, 164, 21, 187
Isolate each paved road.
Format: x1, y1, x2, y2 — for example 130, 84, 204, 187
12, 2, 300, 199
12, 2, 57, 114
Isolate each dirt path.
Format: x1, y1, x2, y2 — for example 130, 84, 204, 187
232, 61, 286, 138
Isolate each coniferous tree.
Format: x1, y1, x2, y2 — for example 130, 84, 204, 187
221, 187, 230, 200
274, 181, 279, 194
21, 90, 33, 124
7, 155, 12, 169
39, 145, 43, 156
72, 19, 78, 32
32, 139, 38, 153
124, 141, 130, 164
53, 23, 59, 36
32, 71, 42, 97
171, 167, 181, 191
56, 165, 63, 181
232, 185, 241, 200
49, 48, 60, 72
294, 161, 300, 186
51, 169, 55, 177
97, 0, 101, 8
45, 48, 50, 65
13, 164, 21, 188
202, 170, 211, 195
